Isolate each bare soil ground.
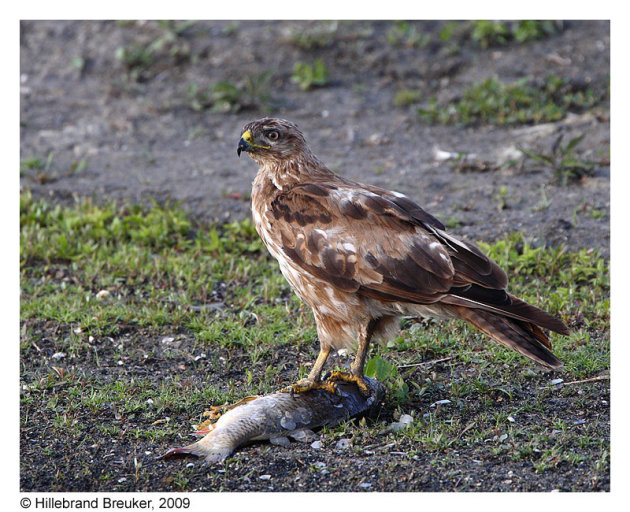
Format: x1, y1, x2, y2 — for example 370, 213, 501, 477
19, 20, 610, 492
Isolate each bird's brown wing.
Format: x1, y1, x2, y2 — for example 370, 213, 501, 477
269, 182, 499, 304
269, 181, 568, 334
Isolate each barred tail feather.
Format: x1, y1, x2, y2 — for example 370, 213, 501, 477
450, 306, 563, 368
442, 291, 570, 336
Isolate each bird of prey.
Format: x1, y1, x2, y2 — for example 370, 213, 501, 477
237, 117, 569, 395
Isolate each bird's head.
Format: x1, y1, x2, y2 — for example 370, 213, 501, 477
237, 118, 309, 163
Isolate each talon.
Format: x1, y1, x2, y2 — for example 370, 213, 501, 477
327, 371, 372, 397
280, 379, 339, 396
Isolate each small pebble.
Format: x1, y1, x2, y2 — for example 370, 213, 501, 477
311, 440, 322, 450
186, 463, 194, 468
270, 436, 291, 448
430, 399, 451, 407
336, 438, 351, 450
432, 147, 458, 162
399, 414, 414, 424
380, 413, 414, 434
550, 378, 564, 385
259, 474, 271, 480
51, 352, 65, 360
359, 482, 372, 488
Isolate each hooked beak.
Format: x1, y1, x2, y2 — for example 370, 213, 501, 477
237, 137, 250, 157
237, 129, 254, 157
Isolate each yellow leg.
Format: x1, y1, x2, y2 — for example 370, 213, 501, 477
351, 319, 375, 377
328, 319, 377, 397
307, 346, 332, 383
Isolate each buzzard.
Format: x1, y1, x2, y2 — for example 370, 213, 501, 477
237, 118, 569, 395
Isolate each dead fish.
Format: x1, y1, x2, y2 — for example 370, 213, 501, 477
161, 376, 384, 463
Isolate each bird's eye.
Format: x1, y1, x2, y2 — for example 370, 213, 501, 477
267, 130, 280, 141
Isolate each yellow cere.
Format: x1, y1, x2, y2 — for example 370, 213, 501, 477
241, 129, 253, 143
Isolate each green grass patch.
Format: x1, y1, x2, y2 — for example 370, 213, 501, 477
393, 89, 422, 108
285, 21, 340, 49
381, 20, 561, 59
188, 71, 273, 113
291, 59, 330, 91
470, 20, 560, 48
418, 75, 605, 126
520, 133, 609, 186
20, 190, 304, 344
115, 21, 195, 82
386, 21, 431, 48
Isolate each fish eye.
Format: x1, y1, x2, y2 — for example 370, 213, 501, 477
267, 130, 280, 141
